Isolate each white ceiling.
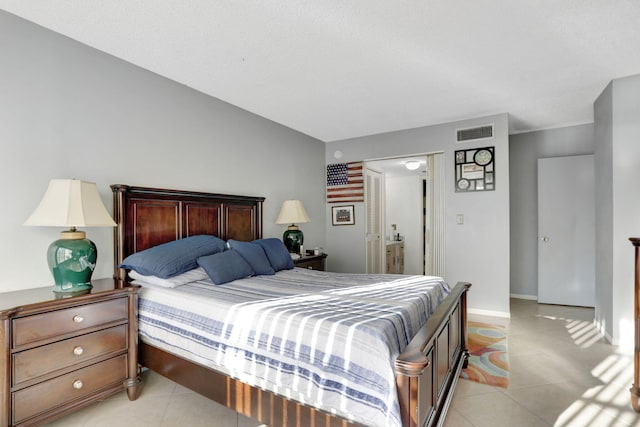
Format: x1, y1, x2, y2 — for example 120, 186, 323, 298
2, 1, 640, 142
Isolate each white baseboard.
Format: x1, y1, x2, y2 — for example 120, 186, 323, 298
468, 307, 511, 318
510, 293, 538, 301
593, 317, 615, 345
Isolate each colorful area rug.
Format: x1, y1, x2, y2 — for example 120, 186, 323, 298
460, 321, 510, 388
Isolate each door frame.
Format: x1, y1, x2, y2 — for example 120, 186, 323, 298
364, 152, 445, 276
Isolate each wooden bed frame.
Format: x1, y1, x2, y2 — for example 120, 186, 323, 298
111, 184, 471, 427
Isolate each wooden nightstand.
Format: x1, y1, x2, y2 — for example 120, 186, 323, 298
0, 279, 140, 426
294, 254, 327, 271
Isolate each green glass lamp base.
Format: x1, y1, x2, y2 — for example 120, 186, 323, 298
282, 226, 304, 254
47, 234, 97, 294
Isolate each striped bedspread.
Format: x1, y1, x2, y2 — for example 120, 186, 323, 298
136, 268, 450, 427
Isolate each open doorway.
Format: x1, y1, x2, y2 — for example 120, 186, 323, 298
365, 153, 444, 276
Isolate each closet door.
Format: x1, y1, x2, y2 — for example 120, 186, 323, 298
425, 153, 446, 277
366, 168, 384, 273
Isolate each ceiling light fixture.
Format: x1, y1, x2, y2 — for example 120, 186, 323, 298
405, 160, 420, 170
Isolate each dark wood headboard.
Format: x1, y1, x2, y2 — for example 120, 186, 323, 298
111, 184, 265, 282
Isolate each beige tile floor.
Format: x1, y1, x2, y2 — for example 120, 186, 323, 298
445, 299, 639, 427
47, 299, 639, 426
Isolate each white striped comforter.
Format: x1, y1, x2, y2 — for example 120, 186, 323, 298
136, 268, 450, 427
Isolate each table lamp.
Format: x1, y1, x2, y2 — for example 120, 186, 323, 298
275, 200, 310, 253
24, 179, 117, 294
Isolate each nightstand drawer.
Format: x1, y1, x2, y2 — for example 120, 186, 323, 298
12, 324, 128, 386
295, 259, 322, 270
293, 254, 327, 271
12, 354, 127, 424
13, 297, 128, 347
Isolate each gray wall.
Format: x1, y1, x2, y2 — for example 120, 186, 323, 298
594, 74, 640, 346
0, 11, 326, 292
594, 83, 614, 342
509, 124, 595, 298
326, 113, 511, 317
507, 75, 640, 346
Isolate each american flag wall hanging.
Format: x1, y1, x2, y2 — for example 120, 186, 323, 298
326, 161, 365, 203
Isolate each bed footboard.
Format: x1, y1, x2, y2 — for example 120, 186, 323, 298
395, 282, 471, 427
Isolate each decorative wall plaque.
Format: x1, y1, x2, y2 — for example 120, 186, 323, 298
454, 146, 495, 192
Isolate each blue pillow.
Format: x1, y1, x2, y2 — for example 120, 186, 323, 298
252, 238, 294, 271
227, 240, 275, 275
120, 235, 226, 279
197, 251, 254, 285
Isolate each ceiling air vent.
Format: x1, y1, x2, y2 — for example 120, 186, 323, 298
456, 124, 494, 143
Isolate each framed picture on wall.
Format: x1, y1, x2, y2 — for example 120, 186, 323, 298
332, 205, 355, 226
454, 146, 495, 192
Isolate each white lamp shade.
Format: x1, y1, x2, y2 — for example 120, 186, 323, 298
24, 179, 116, 227
275, 200, 310, 225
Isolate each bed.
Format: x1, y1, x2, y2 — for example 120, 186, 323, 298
111, 184, 470, 427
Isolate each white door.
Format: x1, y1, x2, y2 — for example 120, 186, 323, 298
538, 155, 595, 306
365, 168, 384, 273
425, 153, 446, 278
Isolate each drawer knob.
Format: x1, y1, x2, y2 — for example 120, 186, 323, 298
73, 346, 84, 356
72, 315, 84, 323
73, 380, 83, 390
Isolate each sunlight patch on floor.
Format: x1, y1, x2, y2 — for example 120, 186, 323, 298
525, 308, 640, 426
554, 321, 638, 426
